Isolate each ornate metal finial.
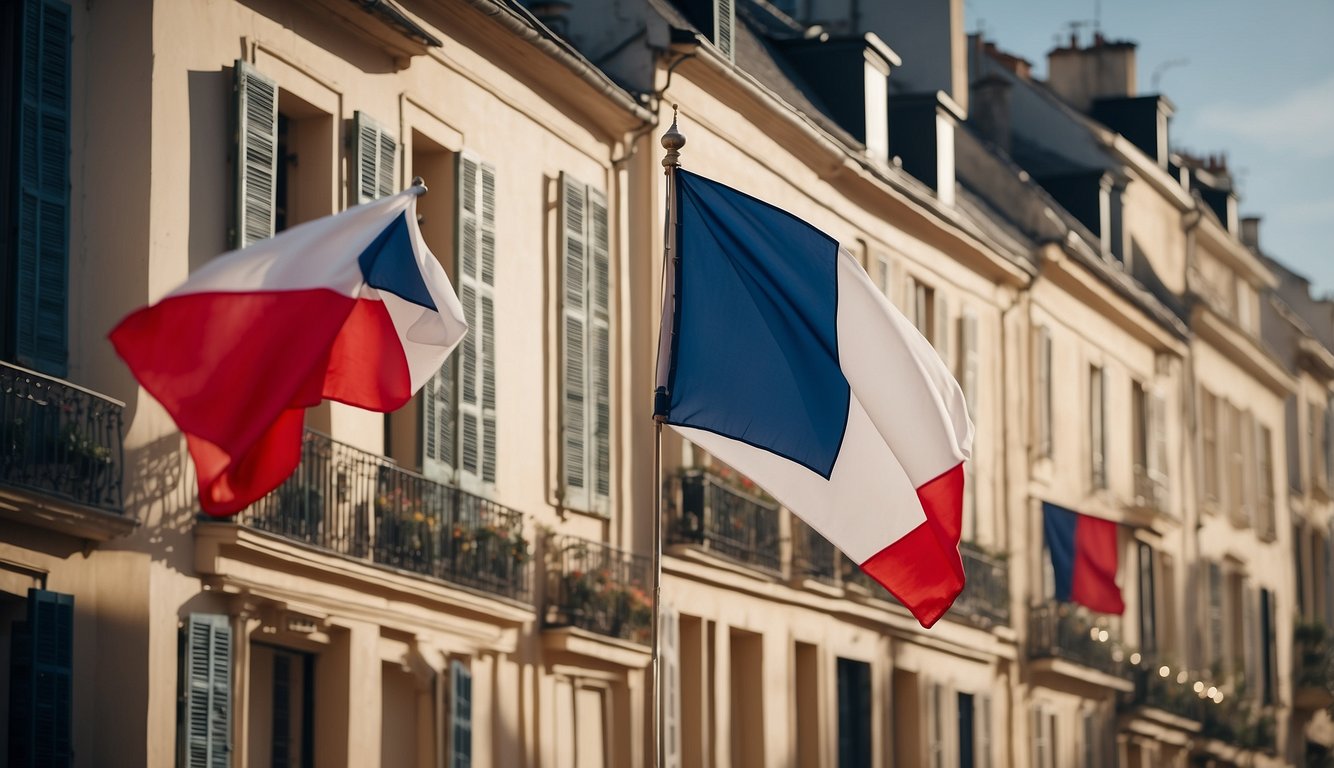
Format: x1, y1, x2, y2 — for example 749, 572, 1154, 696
409, 176, 428, 195
661, 104, 685, 171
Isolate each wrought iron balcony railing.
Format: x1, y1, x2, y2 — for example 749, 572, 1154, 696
0, 361, 124, 513
792, 519, 838, 586
666, 469, 781, 575
1028, 602, 1129, 679
1127, 664, 1205, 722
545, 536, 652, 644
240, 430, 531, 602
954, 543, 1010, 627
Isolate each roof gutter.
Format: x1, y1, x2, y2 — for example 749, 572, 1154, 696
457, 0, 655, 123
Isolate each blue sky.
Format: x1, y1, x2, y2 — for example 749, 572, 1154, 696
965, 0, 1334, 296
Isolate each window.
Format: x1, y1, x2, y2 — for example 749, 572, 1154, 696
449, 660, 472, 768
837, 659, 871, 768
4, 0, 72, 376
905, 275, 947, 358
957, 692, 975, 768
1034, 326, 1053, 458
1137, 543, 1157, 656
180, 613, 231, 768
1090, 365, 1106, 490
7, 588, 74, 766
254, 647, 314, 768
559, 174, 611, 514
1202, 390, 1220, 506
420, 155, 497, 489
1260, 588, 1277, 705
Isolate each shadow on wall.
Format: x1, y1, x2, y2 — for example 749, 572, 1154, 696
117, 428, 201, 568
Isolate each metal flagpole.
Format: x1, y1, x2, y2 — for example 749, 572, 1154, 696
651, 108, 685, 768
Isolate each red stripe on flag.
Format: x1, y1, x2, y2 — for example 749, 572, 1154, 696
110, 290, 411, 516
1071, 514, 1125, 614
858, 463, 966, 628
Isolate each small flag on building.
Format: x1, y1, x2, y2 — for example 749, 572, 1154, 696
657, 169, 975, 628
1042, 502, 1125, 614
111, 187, 467, 516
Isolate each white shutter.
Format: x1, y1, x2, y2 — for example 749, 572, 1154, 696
927, 683, 944, 768
561, 174, 589, 510
422, 358, 456, 479
976, 694, 992, 768
662, 606, 681, 768
1325, 397, 1334, 490
1090, 366, 1106, 489
1148, 391, 1169, 510
452, 154, 496, 489
715, 0, 736, 60
353, 111, 397, 204
904, 275, 918, 327
1036, 326, 1052, 458
234, 60, 277, 248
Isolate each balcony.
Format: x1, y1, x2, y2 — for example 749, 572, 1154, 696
544, 536, 652, 645
792, 519, 839, 586
1294, 621, 1334, 710
0, 361, 125, 516
240, 430, 531, 603
1028, 602, 1130, 685
1132, 465, 1168, 515
1127, 664, 1205, 724
666, 469, 781, 576
953, 543, 1010, 627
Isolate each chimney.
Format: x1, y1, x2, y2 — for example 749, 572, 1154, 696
1046, 34, 1138, 113
970, 73, 1012, 153
1241, 216, 1261, 251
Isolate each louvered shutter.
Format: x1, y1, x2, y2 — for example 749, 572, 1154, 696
1206, 562, 1223, 671
1325, 522, 1334, 624
14, 0, 71, 376
181, 614, 232, 768
451, 154, 496, 488
1241, 411, 1257, 528
1243, 583, 1259, 696
715, 0, 736, 61
927, 683, 944, 768
662, 606, 681, 768
933, 293, 949, 360
1325, 396, 1334, 489
233, 60, 277, 248
903, 275, 918, 327
353, 111, 397, 204
1148, 391, 1169, 511
958, 310, 978, 541
561, 174, 589, 510
449, 660, 473, 768
588, 189, 611, 512
1259, 588, 1276, 705
976, 694, 992, 768
1036, 326, 1052, 458
1090, 367, 1106, 489
7, 588, 73, 768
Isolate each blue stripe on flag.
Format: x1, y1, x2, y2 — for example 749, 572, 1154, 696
1042, 502, 1077, 602
358, 212, 437, 311
667, 170, 849, 478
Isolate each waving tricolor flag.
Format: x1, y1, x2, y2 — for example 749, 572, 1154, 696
657, 170, 975, 628
111, 187, 467, 516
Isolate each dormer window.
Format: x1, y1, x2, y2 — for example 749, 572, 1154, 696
777, 33, 899, 163
679, 0, 736, 61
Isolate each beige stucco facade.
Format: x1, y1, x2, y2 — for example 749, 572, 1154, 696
0, 1, 1327, 767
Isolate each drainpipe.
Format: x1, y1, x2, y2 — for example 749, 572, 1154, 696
1179, 199, 1204, 676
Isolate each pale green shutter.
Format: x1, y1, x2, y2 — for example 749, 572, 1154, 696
449, 660, 473, 768
14, 0, 71, 377
561, 174, 589, 510
353, 111, 397, 204
589, 189, 611, 511
181, 614, 232, 768
8, 588, 74, 768
479, 164, 497, 485
233, 61, 277, 248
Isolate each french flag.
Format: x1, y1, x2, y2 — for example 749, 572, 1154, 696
1042, 502, 1125, 614
110, 188, 466, 516
659, 170, 975, 628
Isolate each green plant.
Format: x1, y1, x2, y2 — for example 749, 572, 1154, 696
562, 564, 653, 643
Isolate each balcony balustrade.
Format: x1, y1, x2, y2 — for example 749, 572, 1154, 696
666, 468, 781, 575
792, 519, 838, 586
1127, 664, 1205, 723
1, 361, 124, 513
545, 536, 652, 644
954, 543, 1010, 627
1028, 602, 1129, 679
240, 430, 530, 602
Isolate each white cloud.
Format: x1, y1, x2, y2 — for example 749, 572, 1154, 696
1195, 73, 1334, 157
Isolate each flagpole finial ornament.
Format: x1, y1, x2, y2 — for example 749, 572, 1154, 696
661, 105, 685, 170
409, 176, 428, 196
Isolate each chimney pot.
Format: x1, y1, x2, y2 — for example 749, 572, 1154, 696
1241, 216, 1261, 250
